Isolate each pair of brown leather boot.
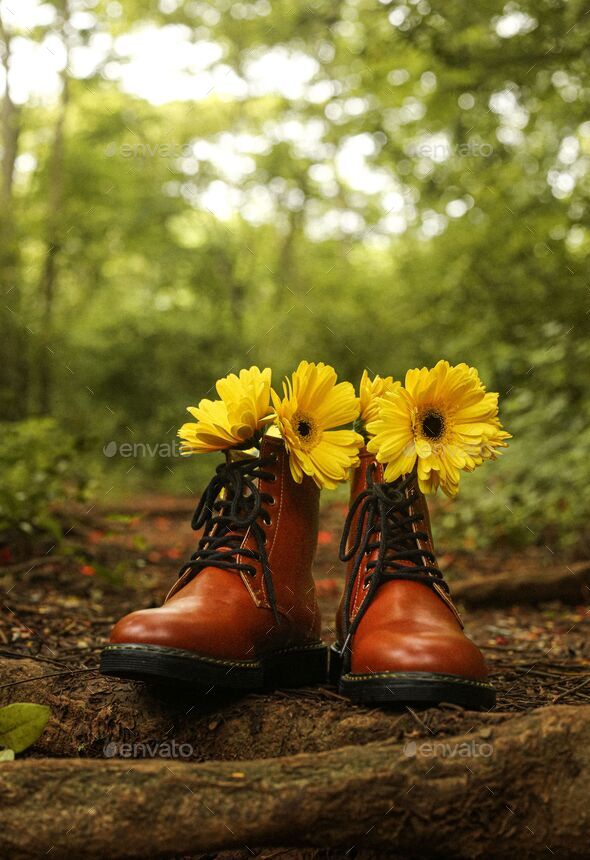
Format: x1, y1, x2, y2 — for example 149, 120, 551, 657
101, 435, 495, 709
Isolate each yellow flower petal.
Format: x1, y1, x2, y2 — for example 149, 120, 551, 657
358, 370, 399, 425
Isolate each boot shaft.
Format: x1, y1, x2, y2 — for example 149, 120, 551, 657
240, 434, 320, 619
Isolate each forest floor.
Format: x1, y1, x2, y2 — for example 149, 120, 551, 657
1, 496, 590, 858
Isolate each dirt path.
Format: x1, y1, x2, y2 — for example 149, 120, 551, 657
2, 496, 589, 712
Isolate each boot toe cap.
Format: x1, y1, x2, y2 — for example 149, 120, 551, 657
108, 597, 275, 661
110, 608, 174, 648
350, 624, 489, 680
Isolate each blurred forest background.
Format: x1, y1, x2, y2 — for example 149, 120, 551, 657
0, 0, 588, 553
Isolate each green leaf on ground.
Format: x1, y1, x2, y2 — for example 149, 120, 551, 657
0, 703, 51, 753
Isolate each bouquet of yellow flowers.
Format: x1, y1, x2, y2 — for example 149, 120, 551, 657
178, 359, 510, 494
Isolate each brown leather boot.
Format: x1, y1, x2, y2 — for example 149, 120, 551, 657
100, 436, 327, 690
331, 448, 495, 709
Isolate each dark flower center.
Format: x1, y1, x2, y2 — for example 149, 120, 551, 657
422, 411, 445, 440
297, 420, 313, 438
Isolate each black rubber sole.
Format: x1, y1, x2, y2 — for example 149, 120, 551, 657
330, 645, 496, 710
100, 642, 328, 691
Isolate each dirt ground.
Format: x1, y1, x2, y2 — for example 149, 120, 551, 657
1, 496, 589, 858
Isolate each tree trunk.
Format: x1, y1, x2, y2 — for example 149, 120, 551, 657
0, 49, 18, 206
1, 704, 589, 858
0, 14, 27, 419
37, 1, 70, 415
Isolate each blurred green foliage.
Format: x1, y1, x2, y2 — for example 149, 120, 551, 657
0, 419, 92, 540
0, 0, 588, 552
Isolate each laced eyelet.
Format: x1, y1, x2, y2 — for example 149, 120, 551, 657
183, 457, 281, 623
267, 496, 276, 506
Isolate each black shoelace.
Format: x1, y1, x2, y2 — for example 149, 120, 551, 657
338, 463, 448, 663
177, 454, 279, 623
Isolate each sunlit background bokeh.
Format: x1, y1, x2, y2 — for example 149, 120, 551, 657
1, 0, 588, 551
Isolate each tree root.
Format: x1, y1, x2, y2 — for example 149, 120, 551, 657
453, 560, 590, 607
1, 704, 589, 858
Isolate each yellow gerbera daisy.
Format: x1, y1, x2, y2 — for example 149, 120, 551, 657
271, 361, 364, 490
366, 360, 510, 496
358, 369, 399, 426
178, 366, 272, 454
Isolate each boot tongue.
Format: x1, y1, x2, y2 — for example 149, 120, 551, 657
213, 457, 261, 549
350, 451, 417, 571
215, 436, 282, 548
172, 452, 270, 596
374, 470, 433, 572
